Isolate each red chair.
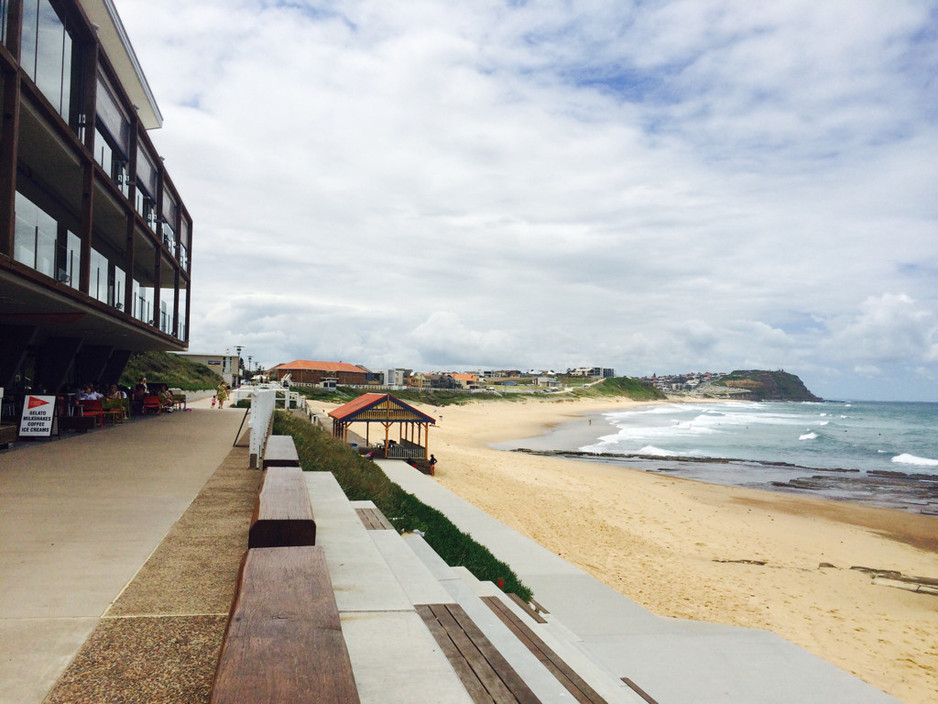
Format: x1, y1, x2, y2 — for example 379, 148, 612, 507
142, 395, 162, 415
78, 399, 107, 428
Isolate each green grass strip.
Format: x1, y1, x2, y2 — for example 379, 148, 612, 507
273, 411, 532, 601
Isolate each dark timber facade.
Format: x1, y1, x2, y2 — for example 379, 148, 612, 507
0, 1, 192, 413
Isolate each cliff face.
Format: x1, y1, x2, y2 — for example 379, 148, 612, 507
717, 370, 822, 401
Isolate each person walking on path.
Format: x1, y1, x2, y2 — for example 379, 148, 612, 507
216, 382, 228, 409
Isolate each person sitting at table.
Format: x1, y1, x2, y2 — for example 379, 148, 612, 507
78, 384, 103, 401
158, 384, 175, 412
107, 384, 126, 400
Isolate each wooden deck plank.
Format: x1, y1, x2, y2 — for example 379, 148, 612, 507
482, 596, 608, 704
430, 604, 518, 703
417, 604, 496, 704
446, 604, 540, 704
355, 507, 395, 530
621, 678, 660, 704
508, 593, 547, 624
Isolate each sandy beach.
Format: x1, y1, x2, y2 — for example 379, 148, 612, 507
409, 397, 938, 704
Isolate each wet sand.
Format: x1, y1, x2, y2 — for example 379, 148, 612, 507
419, 397, 938, 704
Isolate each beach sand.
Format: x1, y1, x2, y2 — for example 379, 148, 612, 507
413, 397, 938, 704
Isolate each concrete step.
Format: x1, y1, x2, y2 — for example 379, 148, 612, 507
303, 473, 472, 704
452, 567, 642, 704
402, 533, 645, 704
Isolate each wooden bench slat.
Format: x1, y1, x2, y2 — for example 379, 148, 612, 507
482, 596, 608, 704
211, 546, 360, 704
249, 466, 316, 549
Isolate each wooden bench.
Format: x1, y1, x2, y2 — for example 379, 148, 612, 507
248, 466, 316, 548
262, 434, 301, 468
210, 545, 360, 704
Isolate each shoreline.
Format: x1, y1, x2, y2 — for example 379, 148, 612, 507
422, 396, 938, 704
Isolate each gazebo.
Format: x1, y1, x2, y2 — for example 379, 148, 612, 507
329, 393, 436, 459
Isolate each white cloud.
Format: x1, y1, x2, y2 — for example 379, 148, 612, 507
113, 0, 938, 399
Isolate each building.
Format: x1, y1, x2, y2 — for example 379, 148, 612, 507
0, 1, 192, 409
269, 360, 370, 387
172, 352, 240, 388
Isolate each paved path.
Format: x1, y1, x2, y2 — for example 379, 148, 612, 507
0, 407, 244, 704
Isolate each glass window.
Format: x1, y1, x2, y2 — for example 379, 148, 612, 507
89, 247, 109, 303
95, 75, 130, 154
95, 127, 129, 196
61, 230, 80, 288
21, 0, 73, 120
1, 0, 9, 48
112, 265, 125, 310
133, 281, 154, 324
14, 191, 56, 278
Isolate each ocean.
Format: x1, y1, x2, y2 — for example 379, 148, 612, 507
500, 400, 938, 515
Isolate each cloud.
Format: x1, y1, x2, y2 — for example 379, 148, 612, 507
113, 0, 938, 400
825, 293, 938, 364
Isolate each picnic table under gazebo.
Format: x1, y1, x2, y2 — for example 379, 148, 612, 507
329, 393, 436, 460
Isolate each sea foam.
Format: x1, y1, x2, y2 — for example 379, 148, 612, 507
892, 453, 938, 467
799, 432, 818, 440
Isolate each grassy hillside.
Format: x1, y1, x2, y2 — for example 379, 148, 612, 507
120, 351, 222, 390
713, 370, 821, 401
572, 376, 667, 401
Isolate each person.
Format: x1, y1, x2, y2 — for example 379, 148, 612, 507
138, 377, 149, 394
159, 384, 174, 412
216, 382, 228, 409
429, 454, 437, 469
107, 384, 125, 400
78, 384, 103, 400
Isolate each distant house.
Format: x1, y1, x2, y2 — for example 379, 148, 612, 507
173, 352, 241, 387
269, 360, 370, 387
451, 373, 479, 389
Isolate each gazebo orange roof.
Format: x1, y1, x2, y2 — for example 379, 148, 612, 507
329, 393, 436, 424
328, 393, 436, 458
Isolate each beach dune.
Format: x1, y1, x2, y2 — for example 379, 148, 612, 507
416, 398, 938, 704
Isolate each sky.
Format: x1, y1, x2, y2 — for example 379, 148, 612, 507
114, 0, 938, 401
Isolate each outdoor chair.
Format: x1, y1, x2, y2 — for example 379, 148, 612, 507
142, 395, 161, 415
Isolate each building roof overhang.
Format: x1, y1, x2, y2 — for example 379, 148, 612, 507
78, 0, 163, 129
0, 267, 184, 353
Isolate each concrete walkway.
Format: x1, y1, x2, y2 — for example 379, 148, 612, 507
0, 406, 245, 704
376, 459, 900, 704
